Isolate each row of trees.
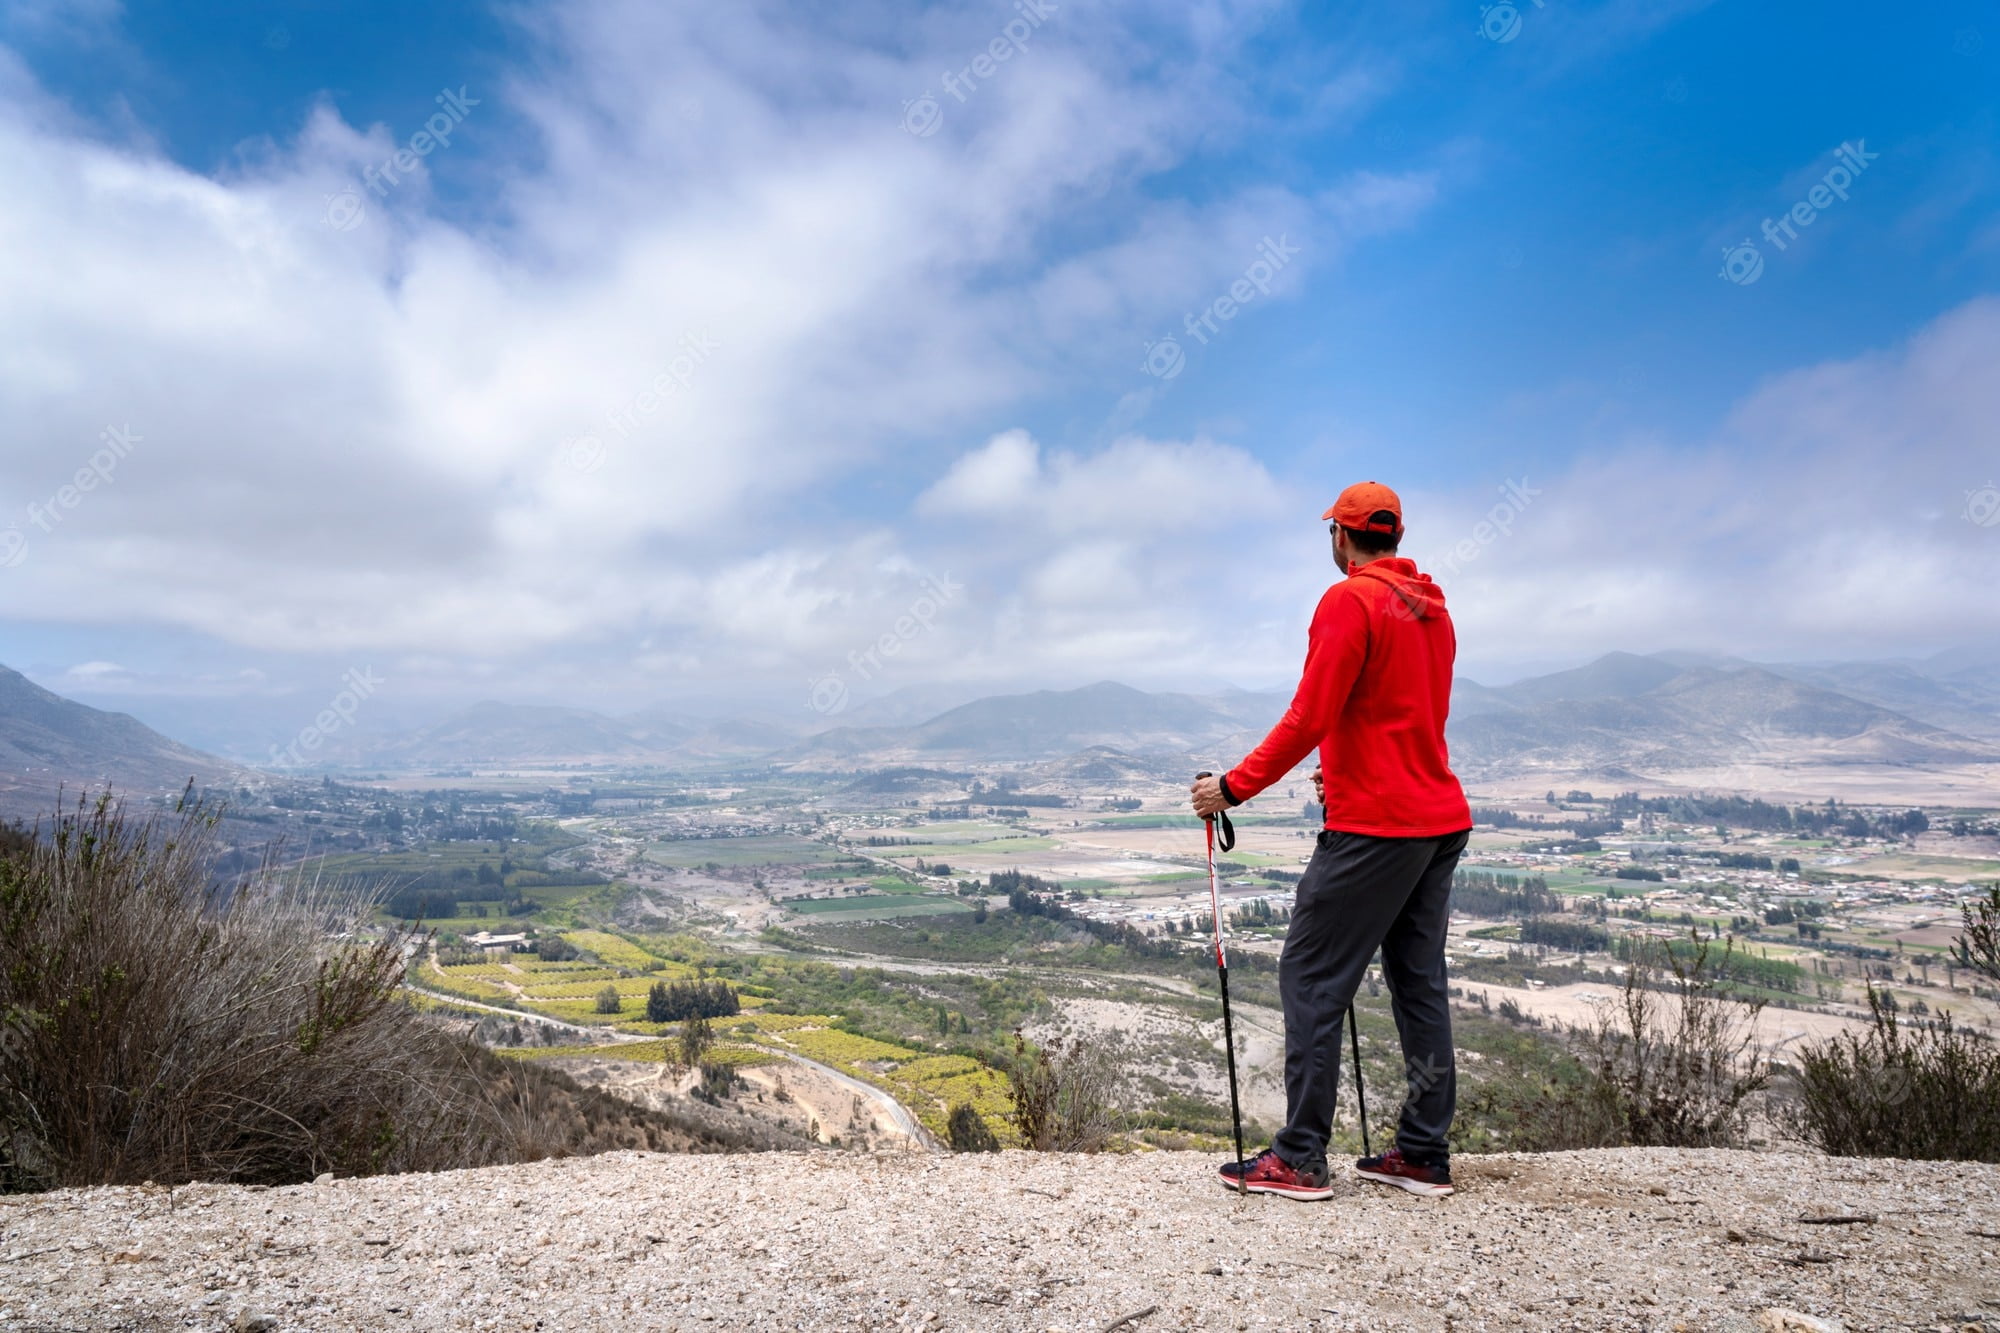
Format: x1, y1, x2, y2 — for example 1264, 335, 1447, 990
645, 979, 740, 1023
1602, 791, 1930, 839
1450, 870, 1561, 917
1473, 807, 1626, 837
994, 870, 1180, 959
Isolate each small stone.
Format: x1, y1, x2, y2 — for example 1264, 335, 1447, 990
233, 1314, 278, 1333
1755, 1311, 1843, 1333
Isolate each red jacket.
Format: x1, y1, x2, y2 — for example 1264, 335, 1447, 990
1222, 557, 1470, 837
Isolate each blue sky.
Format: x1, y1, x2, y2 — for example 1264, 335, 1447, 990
0, 0, 1995, 755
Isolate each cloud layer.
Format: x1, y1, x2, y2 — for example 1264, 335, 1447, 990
1, 0, 1995, 723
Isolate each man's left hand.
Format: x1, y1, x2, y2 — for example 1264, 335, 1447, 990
1190, 774, 1229, 818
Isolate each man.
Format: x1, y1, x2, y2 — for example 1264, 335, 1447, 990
1190, 480, 1471, 1199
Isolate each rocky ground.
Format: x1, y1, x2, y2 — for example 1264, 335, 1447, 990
2, 1148, 1995, 1332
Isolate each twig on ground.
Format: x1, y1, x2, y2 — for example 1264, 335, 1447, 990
1, 1248, 61, 1263
1796, 1214, 1875, 1225
1101, 1305, 1159, 1333
1783, 1249, 1842, 1266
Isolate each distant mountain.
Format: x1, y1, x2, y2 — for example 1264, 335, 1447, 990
1444, 655, 1997, 777
1486, 651, 1685, 706
1028, 746, 1173, 782
1760, 658, 2000, 741
820, 683, 987, 730
27, 645, 1983, 789
786, 681, 1248, 766
770, 655, 2000, 779
0, 664, 245, 818
363, 701, 663, 766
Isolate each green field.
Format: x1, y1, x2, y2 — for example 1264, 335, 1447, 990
641, 835, 846, 868
786, 895, 973, 921
887, 835, 1056, 856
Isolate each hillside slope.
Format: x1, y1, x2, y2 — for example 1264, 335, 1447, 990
4, 1148, 1994, 1331
0, 663, 243, 819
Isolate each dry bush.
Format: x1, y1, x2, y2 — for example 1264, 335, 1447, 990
1473, 930, 1770, 1152
1783, 986, 2000, 1162
1006, 1031, 1118, 1152
1958, 885, 2000, 984
0, 786, 783, 1192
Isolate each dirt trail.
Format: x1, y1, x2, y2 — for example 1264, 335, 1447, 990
5, 1148, 1993, 1331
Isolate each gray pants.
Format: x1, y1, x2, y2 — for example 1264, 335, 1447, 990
1272, 827, 1468, 1167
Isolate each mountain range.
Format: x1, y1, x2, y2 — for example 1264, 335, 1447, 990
3, 649, 1995, 809
0, 664, 252, 819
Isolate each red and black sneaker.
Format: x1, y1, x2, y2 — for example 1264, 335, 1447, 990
1217, 1148, 1335, 1201
1354, 1146, 1453, 1196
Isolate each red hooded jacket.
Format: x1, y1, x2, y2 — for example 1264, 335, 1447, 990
1221, 556, 1471, 838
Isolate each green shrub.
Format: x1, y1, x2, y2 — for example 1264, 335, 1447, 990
947, 1101, 1000, 1152
1784, 987, 2000, 1162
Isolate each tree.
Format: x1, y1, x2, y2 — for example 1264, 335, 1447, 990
947, 1103, 1000, 1152
1956, 886, 2000, 984
680, 1015, 714, 1069
594, 984, 622, 1014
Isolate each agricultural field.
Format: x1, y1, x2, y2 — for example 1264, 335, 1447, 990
641, 834, 847, 869
785, 894, 971, 920
361, 770, 1998, 1158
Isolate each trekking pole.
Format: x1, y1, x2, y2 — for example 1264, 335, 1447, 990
1348, 1001, 1371, 1159
1195, 772, 1248, 1194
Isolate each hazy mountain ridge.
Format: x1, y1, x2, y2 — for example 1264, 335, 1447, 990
0, 664, 247, 818
1443, 659, 1994, 778
5, 649, 1996, 794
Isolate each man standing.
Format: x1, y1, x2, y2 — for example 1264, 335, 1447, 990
1190, 481, 1471, 1199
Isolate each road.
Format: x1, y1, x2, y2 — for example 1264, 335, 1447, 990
773, 1048, 943, 1151
406, 980, 941, 1150
401, 981, 649, 1042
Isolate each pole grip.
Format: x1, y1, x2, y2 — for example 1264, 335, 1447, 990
1192, 771, 1235, 850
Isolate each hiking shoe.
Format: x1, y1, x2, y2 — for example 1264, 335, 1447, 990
1217, 1148, 1334, 1201
1355, 1146, 1453, 1196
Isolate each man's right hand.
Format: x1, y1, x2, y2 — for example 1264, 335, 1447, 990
1311, 766, 1324, 806
1190, 773, 1229, 819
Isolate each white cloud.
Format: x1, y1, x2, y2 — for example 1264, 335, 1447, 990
0, 0, 1415, 697
1411, 297, 2000, 676
919, 429, 1286, 534
13, 0, 1987, 716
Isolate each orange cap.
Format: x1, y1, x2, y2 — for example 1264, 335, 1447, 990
1322, 480, 1403, 536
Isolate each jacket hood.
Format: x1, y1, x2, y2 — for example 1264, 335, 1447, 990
1350, 556, 1447, 621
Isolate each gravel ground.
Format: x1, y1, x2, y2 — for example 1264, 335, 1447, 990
2, 1148, 1996, 1332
